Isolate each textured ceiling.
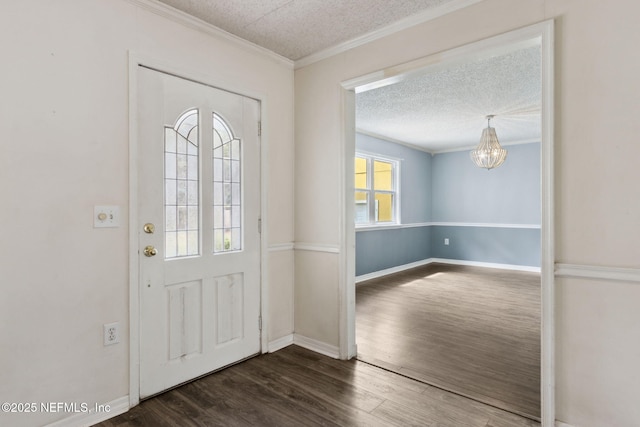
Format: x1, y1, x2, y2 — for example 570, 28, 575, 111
151, 0, 540, 152
356, 44, 542, 152
154, 0, 458, 60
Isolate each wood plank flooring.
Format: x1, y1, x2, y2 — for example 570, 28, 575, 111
96, 345, 538, 427
356, 263, 541, 420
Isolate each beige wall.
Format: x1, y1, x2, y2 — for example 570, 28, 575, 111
0, 0, 294, 426
294, 0, 640, 426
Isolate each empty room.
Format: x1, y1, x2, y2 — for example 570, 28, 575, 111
354, 38, 543, 421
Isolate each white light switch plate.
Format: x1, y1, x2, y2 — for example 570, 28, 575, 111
94, 205, 120, 228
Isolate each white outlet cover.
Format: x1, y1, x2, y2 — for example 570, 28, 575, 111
94, 205, 120, 228
103, 322, 120, 346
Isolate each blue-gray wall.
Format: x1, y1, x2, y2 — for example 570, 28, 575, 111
355, 133, 541, 276
431, 143, 540, 224
357, 227, 432, 275
430, 226, 540, 267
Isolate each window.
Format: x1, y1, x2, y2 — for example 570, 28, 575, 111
355, 154, 398, 226
164, 110, 244, 258
212, 113, 242, 253
165, 109, 200, 259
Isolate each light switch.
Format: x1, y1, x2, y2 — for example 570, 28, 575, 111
94, 206, 120, 228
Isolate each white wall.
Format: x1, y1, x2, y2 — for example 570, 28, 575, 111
0, 1, 294, 426
294, 0, 640, 426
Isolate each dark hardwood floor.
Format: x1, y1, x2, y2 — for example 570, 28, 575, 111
356, 263, 541, 420
97, 345, 538, 427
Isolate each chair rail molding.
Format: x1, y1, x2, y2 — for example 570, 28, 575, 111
294, 242, 341, 254
268, 242, 295, 252
356, 222, 541, 232
555, 263, 640, 283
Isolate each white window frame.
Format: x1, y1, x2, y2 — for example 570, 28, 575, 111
355, 152, 400, 228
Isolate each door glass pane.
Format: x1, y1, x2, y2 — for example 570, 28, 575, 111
213, 113, 242, 253
165, 109, 199, 259
373, 160, 393, 191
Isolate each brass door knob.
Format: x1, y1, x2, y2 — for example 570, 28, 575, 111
143, 245, 157, 257
143, 223, 155, 234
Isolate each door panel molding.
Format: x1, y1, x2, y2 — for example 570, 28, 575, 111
137, 66, 260, 397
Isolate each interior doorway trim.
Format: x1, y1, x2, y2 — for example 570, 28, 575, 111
127, 51, 270, 407
339, 20, 555, 426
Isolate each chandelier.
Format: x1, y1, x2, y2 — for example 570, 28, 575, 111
470, 115, 507, 170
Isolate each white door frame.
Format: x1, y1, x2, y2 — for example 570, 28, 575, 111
127, 51, 270, 407
339, 20, 555, 426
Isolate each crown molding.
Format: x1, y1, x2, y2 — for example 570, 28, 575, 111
127, 0, 483, 70
294, 0, 485, 69
432, 138, 541, 154
125, 0, 294, 69
357, 130, 540, 155
356, 130, 435, 154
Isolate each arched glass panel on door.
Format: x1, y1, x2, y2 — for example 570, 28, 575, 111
213, 113, 241, 253
165, 109, 199, 259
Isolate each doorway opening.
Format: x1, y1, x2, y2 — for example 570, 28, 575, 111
340, 20, 555, 426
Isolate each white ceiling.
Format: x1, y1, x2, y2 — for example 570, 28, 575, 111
152, 0, 541, 152
356, 43, 542, 152
155, 0, 459, 60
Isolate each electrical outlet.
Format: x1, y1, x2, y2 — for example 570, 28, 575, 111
444, 238, 450, 245
103, 322, 120, 346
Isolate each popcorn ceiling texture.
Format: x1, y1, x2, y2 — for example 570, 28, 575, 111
356, 45, 542, 152
156, 0, 455, 60
155, 0, 540, 152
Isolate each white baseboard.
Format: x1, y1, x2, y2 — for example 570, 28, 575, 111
293, 334, 340, 359
356, 258, 540, 283
556, 422, 575, 427
431, 258, 541, 273
268, 334, 294, 352
45, 395, 129, 427
356, 258, 434, 283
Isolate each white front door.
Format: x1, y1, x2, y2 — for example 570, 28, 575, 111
137, 66, 261, 398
